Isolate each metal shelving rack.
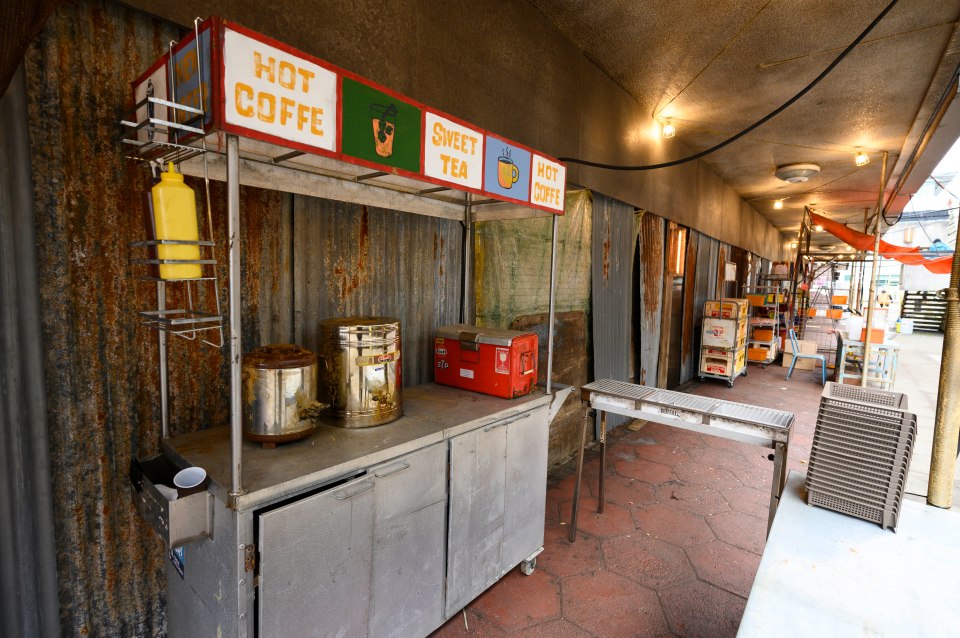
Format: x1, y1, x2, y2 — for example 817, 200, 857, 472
743, 284, 782, 367
120, 19, 564, 501
698, 299, 748, 387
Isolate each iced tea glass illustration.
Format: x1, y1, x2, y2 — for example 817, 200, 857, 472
370, 103, 398, 158
498, 150, 519, 189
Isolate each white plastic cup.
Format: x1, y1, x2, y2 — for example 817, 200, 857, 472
173, 467, 208, 497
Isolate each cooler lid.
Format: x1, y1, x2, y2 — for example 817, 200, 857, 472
435, 323, 536, 347
243, 344, 318, 369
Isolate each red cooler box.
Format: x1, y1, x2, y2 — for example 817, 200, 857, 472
434, 324, 538, 398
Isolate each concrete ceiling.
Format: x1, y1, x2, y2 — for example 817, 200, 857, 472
528, 0, 960, 248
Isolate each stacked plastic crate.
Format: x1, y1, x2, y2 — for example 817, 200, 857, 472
698, 298, 748, 387
805, 382, 917, 531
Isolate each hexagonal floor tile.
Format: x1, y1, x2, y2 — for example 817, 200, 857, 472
672, 461, 742, 490
686, 540, 761, 598
706, 510, 767, 555
632, 442, 692, 465
561, 571, 669, 638
721, 485, 771, 520
430, 608, 506, 637
510, 619, 594, 637
632, 503, 715, 548
686, 445, 750, 473
613, 457, 676, 484
655, 481, 730, 517
659, 579, 746, 638
470, 570, 560, 632
602, 533, 696, 590
538, 522, 605, 578
559, 496, 637, 538
587, 473, 658, 509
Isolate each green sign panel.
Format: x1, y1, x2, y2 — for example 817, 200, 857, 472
341, 78, 421, 172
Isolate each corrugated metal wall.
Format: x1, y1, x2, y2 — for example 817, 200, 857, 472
591, 194, 636, 429
292, 196, 463, 386
679, 228, 700, 384
636, 212, 666, 388
0, 65, 60, 638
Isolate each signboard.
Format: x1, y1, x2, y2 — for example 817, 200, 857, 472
135, 18, 566, 214
484, 136, 531, 203
341, 78, 421, 173
223, 26, 338, 152
530, 155, 566, 212
423, 112, 484, 190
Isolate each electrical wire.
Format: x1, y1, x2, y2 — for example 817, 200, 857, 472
558, 0, 901, 171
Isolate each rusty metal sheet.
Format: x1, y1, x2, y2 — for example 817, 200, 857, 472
636, 212, 665, 389
23, 2, 291, 635
591, 193, 635, 429
292, 195, 462, 386
679, 228, 700, 384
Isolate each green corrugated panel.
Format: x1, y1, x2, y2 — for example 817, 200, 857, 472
475, 190, 592, 327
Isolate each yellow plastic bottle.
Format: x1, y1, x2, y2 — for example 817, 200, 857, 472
150, 162, 202, 279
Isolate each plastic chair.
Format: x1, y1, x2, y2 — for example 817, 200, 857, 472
785, 329, 827, 385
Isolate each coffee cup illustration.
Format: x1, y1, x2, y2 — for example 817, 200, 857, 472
497, 148, 520, 189
370, 103, 398, 158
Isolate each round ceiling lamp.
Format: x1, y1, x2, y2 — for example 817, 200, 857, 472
775, 163, 821, 183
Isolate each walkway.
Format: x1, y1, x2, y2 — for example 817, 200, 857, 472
431, 361, 825, 637
890, 331, 954, 497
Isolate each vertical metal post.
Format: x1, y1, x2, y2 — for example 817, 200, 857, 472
546, 214, 559, 394
461, 195, 474, 325
927, 228, 960, 507
227, 135, 244, 497
157, 281, 169, 439
568, 405, 591, 543
861, 151, 888, 387
597, 410, 607, 514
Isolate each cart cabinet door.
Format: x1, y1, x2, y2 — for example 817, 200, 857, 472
445, 421, 508, 617
258, 475, 375, 638
501, 406, 549, 570
370, 443, 447, 638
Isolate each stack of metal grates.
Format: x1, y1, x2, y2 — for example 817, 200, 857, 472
805, 382, 916, 531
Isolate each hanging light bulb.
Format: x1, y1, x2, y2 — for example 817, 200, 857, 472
662, 119, 676, 139
814, 224, 824, 232
773, 199, 784, 210
855, 150, 870, 167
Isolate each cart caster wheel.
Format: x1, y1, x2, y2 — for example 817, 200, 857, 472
727, 380, 734, 388
698, 376, 705, 383
520, 558, 537, 576
742, 369, 748, 376
762, 364, 768, 369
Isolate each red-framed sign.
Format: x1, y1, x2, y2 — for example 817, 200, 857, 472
132, 17, 566, 214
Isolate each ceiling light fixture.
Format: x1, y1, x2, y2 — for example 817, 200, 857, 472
855, 150, 870, 167
775, 163, 820, 183
662, 119, 676, 139
773, 199, 784, 209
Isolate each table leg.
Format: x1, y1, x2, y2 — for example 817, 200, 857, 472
568, 406, 592, 543
598, 411, 607, 514
767, 441, 788, 537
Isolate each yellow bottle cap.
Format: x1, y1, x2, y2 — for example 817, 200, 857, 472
162, 161, 184, 182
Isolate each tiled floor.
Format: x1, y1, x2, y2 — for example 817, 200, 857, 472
432, 361, 826, 638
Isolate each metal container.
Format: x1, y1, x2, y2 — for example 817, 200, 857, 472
318, 317, 402, 428
242, 344, 322, 448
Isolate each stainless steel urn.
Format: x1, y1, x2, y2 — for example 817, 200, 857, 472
318, 317, 402, 428
242, 344, 323, 448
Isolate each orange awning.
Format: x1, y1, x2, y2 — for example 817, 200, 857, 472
809, 212, 953, 275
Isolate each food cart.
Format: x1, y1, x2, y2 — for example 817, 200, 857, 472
124, 18, 572, 637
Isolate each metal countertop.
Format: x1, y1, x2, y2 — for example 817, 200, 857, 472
163, 383, 558, 511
